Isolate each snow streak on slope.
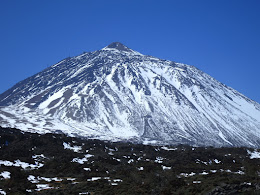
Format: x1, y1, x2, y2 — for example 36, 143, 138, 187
0, 42, 260, 147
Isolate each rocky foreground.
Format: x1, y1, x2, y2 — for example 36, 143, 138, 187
0, 127, 259, 194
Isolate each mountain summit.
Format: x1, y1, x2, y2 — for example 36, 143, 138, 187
0, 43, 260, 147
102, 42, 137, 54
105, 42, 130, 51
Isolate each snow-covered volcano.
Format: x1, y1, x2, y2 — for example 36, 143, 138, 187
0, 42, 260, 147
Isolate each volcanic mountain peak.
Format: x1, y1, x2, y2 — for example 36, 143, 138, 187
107, 42, 128, 50
0, 43, 260, 147
102, 42, 141, 55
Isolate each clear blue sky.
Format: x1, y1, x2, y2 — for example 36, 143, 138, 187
1, 0, 260, 103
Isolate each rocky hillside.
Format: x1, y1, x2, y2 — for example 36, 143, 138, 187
0, 127, 259, 194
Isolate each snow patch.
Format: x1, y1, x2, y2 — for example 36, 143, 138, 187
72, 154, 93, 164
247, 150, 260, 159
162, 165, 171, 170
0, 159, 43, 169
161, 146, 177, 151
0, 189, 6, 195
63, 142, 82, 153
138, 167, 144, 171
0, 171, 10, 179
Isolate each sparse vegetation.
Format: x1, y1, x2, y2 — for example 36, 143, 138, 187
0, 127, 259, 194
